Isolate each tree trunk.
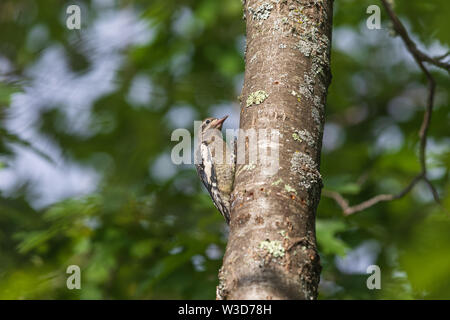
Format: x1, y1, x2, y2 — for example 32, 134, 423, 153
217, 0, 333, 300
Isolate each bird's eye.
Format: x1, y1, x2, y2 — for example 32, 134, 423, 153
205, 120, 211, 124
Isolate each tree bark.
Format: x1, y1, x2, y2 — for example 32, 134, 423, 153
217, 0, 333, 300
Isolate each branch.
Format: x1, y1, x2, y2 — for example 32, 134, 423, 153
324, 0, 448, 215
383, 1, 450, 73
433, 51, 449, 61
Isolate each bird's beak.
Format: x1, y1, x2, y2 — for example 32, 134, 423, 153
213, 115, 228, 130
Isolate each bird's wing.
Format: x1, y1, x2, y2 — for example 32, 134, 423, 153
195, 144, 230, 224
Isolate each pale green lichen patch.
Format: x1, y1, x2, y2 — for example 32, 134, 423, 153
248, 3, 274, 21
294, 39, 313, 57
290, 151, 322, 190
289, 2, 331, 91
293, 129, 315, 146
279, 230, 289, 240
298, 72, 315, 100
272, 178, 283, 186
311, 106, 320, 123
284, 184, 297, 194
291, 90, 301, 102
246, 90, 269, 107
259, 240, 285, 258
312, 96, 322, 132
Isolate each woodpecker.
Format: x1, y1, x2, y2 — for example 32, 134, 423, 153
195, 116, 235, 224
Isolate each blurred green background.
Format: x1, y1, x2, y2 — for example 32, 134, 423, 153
0, 0, 449, 299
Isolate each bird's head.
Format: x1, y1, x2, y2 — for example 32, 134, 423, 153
198, 115, 228, 145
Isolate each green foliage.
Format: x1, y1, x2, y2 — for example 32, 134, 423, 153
316, 219, 349, 256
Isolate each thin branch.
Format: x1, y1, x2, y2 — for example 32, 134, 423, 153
423, 177, 441, 205
434, 51, 449, 61
323, 174, 423, 216
423, 177, 450, 217
323, 190, 393, 216
324, 1, 448, 215
383, 1, 450, 72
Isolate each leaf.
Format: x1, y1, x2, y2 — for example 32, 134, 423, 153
316, 219, 349, 256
